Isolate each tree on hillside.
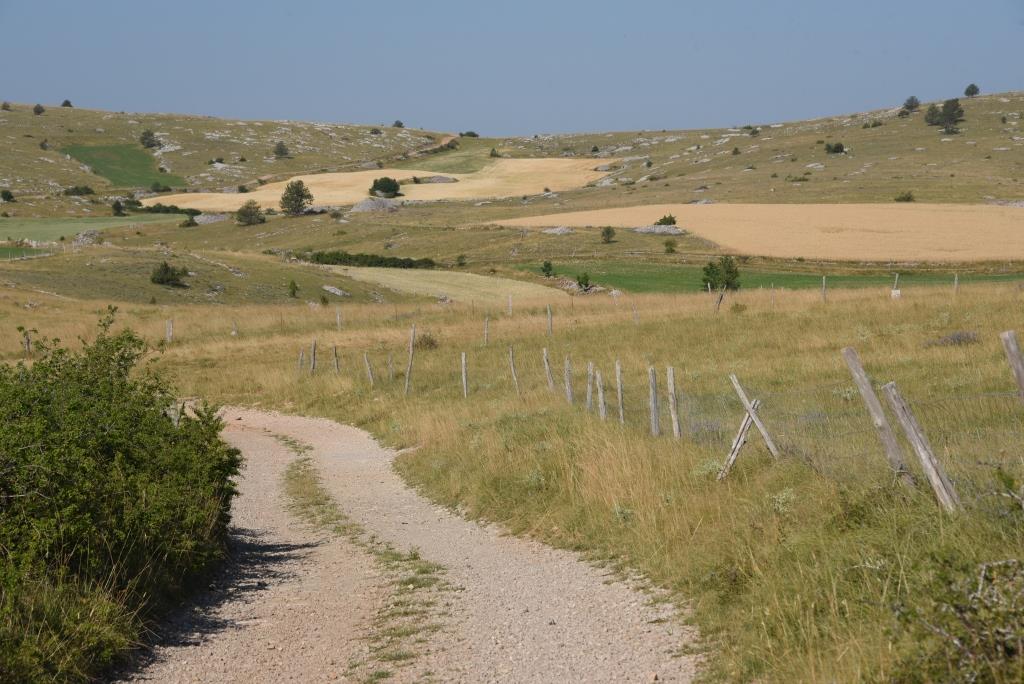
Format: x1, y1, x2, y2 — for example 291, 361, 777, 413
702, 255, 740, 291
369, 176, 400, 198
61, 99, 73, 107
280, 180, 313, 216
112, 200, 126, 217
655, 214, 677, 225
288, 279, 299, 298
924, 103, 942, 126
541, 261, 554, 277
32, 104, 45, 115
1, 189, 15, 202
393, 120, 404, 128
601, 226, 616, 244
1, 101, 11, 111
940, 98, 965, 133
150, 261, 188, 287
964, 83, 980, 97
903, 96, 920, 112
273, 141, 290, 158
235, 199, 266, 226
139, 129, 159, 149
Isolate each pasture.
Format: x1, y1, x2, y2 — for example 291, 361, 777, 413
329, 265, 566, 305
63, 143, 186, 187
0, 214, 184, 242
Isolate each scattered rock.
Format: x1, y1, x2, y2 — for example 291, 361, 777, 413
349, 197, 400, 213
73, 230, 101, 246
633, 225, 684, 235
542, 226, 574, 235
321, 285, 351, 297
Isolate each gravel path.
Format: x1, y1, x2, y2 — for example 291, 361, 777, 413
221, 408, 700, 683
116, 424, 386, 683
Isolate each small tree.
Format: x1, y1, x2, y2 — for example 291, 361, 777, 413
273, 141, 289, 158
903, 96, 920, 112
894, 190, 915, 202
61, 99, 73, 107
489, 147, 500, 158
32, 104, 45, 115
280, 180, 313, 216
455, 254, 467, 267
591, 145, 599, 153
600, 226, 616, 244
235, 199, 266, 225
702, 255, 740, 291
824, 142, 845, 154
150, 261, 188, 287
964, 83, 980, 98
112, 200, 125, 217
731, 146, 740, 155
940, 98, 965, 133
924, 104, 942, 126
392, 120, 404, 128
139, 130, 159, 149
0, 101, 10, 111
576, 272, 591, 290
655, 214, 676, 225
664, 238, 677, 254
541, 261, 554, 278
369, 176, 400, 198
1, 190, 14, 202
288, 279, 299, 298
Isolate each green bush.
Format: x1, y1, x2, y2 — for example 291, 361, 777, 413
139, 130, 158, 149
0, 190, 14, 202
824, 142, 845, 154
600, 226, 616, 244
61, 99, 72, 107
392, 120, 404, 128
655, 214, 676, 226
305, 250, 435, 270
576, 272, 591, 290
63, 185, 95, 196
0, 101, 11, 111
32, 104, 44, 115
702, 255, 740, 291
459, 131, 479, 138
0, 311, 240, 681
664, 238, 677, 254
541, 261, 554, 277
111, 200, 125, 217
280, 180, 313, 216
235, 199, 266, 226
150, 261, 188, 287
903, 95, 920, 112
150, 182, 172, 193
894, 191, 916, 202
273, 141, 289, 157
369, 176, 400, 198
965, 83, 980, 97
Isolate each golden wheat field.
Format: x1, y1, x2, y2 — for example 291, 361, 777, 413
146, 158, 609, 212
493, 203, 1024, 261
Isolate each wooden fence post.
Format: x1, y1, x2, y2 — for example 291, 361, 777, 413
596, 369, 607, 420
404, 324, 416, 396
714, 289, 725, 314
770, 284, 775, 311
336, 308, 342, 331
297, 349, 304, 372
953, 273, 959, 296
231, 320, 238, 337
363, 352, 375, 388
585, 362, 595, 411
310, 339, 317, 374
667, 366, 681, 439
615, 359, 625, 424
728, 374, 780, 458
648, 367, 660, 436
484, 316, 490, 346
461, 351, 468, 398
718, 398, 761, 481
166, 319, 173, 343
631, 302, 639, 325
882, 382, 961, 512
841, 347, 915, 486
333, 345, 340, 374
564, 357, 574, 405
821, 275, 827, 303
543, 348, 555, 391
507, 294, 512, 316
1000, 331, 1024, 402
547, 305, 553, 337
509, 346, 521, 398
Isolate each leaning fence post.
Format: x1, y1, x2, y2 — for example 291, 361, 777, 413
547, 305, 553, 337
728, 374, 780, 458
509, 346, 521, 398
231, 320, 238, 337
542, 348, 555, 391
596, 368, 607, 420
333, 345, 340, 374
404, 324, 416, 396
585, 362, 595, 411
310, 339, 317, 374
999, 331, 1024, 402
667, 366, 681, 439
648, 367, 660, 436
615, 359, 625, 423
461, 351, 468, 398
882, 382, 961, 512
363, 352, 375, 388
564, 356, 574, 405
166, 318, 173, 343
842, 347, 914, 486
483, 316, 489, 346
718, 398, 761, 480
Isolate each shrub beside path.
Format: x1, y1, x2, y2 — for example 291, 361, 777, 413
122, 408, 699, 682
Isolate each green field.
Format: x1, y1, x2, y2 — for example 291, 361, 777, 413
0, 246, 45, 259
63, 144, 186, 188
518, 260, 1024, 292
0, 214, 185, 242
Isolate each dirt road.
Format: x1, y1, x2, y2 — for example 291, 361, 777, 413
120, 409, 698, 683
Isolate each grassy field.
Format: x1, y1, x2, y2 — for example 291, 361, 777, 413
2, 282, 1022, 682
0, 214, 184, 242
0, 246, 44, 259
328, 265, 566, 305
63, 143, 186, 187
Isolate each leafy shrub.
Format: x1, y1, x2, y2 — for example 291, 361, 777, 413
237, 184, 248, 193
459, 131, 479, 138
179, 216, 198, 227
0, 190, 14, 202
490, 147, 500, 158
455, 254, 467, 267
392, 120, 404, 128
0, 312, 240, 681
925, 104, 942, 125
894, 191, 915, 202
414, 333, 439, 350
702, 255, 740, 291
235, 199, 266, 225
903, 95, 921, 112
63, 185, 95, 196
305, 250, 435, 270
0, 101, 11, 111
288, 279, 298, 298
273, 141, 289, 157
150, 261, 189, 287
32, 103, 44, 115
61, 99, 72, 107
824, 142, 846, 154
601, 226, 616, 244
139, 130, 158, 149
664, 238, 677, 254
369, 176, 400, 198
150, 182, 171, 193
965, 83, 980, 97
541, 261, 554, 277
279, 179, 313, 216
112, 200, 125, 217
139, 203, 201, 217
591, 145, 599, 153
576, 272, 591, 290
655, 214, 677, 225
732, 146, 740, 155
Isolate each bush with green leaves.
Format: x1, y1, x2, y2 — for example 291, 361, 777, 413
61, 99, 72, 107
576, 272, 591, 290
0, 311, 241, 681
32, 103, 44, 115
369, 176, 400, 198
601, 226, 616, 244
490, 147, 500, 158
306, 250, 435, 269
459, 130, 479, 138
664, 238, 677, 254
0, 101, 11, 111
903, 95, 920, 112
824, 142, 845, 154
702, 255, 740, 291
0, 190, 14, 202
235, 199, 266, 226
655, 214, 677, 226
541, 261, 554, 278
112, 199, 125, 216
965, 83, 980, 97
894, 191, 916, 202
139, 129, 158, 149
392, 120, 404, 128
150, 261, 189, 287
63, 185, 95, 196
273, 141, 289, 158
288, 279, 299, 298
280, 179, 313, 216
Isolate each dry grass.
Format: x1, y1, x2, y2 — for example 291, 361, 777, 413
493, 203, 1024, 261
146, 159, 609, 212
326, 265, 566, 305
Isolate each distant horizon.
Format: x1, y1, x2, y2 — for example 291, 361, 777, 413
1, 1, 1020, 136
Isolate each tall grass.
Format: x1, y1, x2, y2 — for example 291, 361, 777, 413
3, 283, 1023, 681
